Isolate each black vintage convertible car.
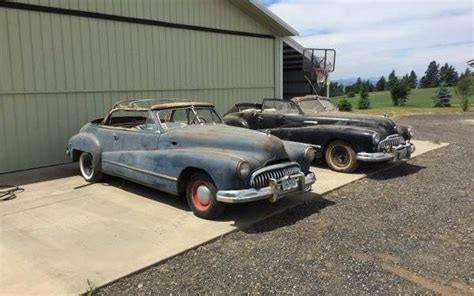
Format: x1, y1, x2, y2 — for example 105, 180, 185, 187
223, 95, 415, 173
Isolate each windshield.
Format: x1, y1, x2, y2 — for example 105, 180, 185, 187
156, 107, 222, 130
298, 99, 337, 113
262, 99, 300, 115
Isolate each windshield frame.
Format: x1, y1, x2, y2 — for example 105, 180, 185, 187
296, 98, 338, 113
261, 98, 304, 115
155, 106, 223, 131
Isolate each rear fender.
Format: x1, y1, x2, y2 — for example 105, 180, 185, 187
68, 133, 102, 168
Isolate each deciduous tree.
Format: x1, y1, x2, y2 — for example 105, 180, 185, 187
390, 78, 410, 106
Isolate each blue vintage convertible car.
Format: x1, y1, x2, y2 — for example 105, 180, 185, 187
67, 99, 316, 219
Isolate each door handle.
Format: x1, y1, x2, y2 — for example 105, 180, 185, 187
257, 116, 263, 121
113, 134, 120, 141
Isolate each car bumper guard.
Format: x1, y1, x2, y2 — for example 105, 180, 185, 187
356, 142, 415, 162
216, 172, 316, 203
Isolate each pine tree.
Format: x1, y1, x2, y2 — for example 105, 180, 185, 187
388, 70, 397, 90
439, 63, 459, 86
355, 77, 362, 93
459, 67, 472, 80
433, 83, 451, 107
420, 61, 440, 88
367, 81, 374, 92
375, 76, 386, 91
408, 71, 418, 88
401, 74, 410, 85
357, 83, 370, 109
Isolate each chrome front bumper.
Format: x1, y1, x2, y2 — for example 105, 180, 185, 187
357, 142, 415, 162
216, 172, 316, 204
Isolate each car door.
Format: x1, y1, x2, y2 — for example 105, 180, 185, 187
100, 110, 160, 181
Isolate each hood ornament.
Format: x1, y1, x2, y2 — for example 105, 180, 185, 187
265, 129, 270, 136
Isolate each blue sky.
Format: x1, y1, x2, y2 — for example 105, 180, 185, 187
263, 0, 474, 80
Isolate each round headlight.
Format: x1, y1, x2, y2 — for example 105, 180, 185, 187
236, 161, 251, 179
372, 133, 381, 144
305, 147, 316, 163
408, 127, 414, 138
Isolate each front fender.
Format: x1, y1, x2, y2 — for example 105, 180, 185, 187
282, 140, 312, 173
102, 149, 247, 193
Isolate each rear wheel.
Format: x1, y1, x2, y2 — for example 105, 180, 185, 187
186, 173, 224, 219
325, 140, 359, 173
79, 152, 103, 182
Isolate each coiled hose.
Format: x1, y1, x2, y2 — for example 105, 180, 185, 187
0, 185, 24, 201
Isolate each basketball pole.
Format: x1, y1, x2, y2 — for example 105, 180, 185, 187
326, 78, 330, 98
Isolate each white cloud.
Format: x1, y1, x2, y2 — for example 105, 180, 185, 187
266, 0, 474, 80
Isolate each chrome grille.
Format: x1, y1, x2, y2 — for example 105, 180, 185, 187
250, 164, 301, 189
378, 134, 405, 151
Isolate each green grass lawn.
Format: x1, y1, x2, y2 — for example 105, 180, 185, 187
332, 87, 472, 117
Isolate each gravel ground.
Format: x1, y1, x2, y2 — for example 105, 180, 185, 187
98, 113, 474, 295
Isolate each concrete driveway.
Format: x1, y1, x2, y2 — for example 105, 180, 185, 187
0, 140, 447, 294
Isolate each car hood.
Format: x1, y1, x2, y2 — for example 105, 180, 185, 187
160, 124, 290, 164
303, 111, 396, 134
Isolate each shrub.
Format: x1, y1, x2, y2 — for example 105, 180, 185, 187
346, 91, 355, 98
337, 97, 352, 111
433, 84, 451, 107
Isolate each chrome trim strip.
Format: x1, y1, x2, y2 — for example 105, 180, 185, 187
103, 160, 178, 181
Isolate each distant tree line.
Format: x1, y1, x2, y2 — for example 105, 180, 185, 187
334, 61, 473, 108
338, 61, 472, 96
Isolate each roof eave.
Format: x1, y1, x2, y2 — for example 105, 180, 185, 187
230, 0, 299, 37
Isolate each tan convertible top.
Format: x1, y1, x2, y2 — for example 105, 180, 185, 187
151, 101, 214, 110
110, 99, 215, 111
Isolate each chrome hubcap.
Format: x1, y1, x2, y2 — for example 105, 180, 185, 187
196, 185, 211, 205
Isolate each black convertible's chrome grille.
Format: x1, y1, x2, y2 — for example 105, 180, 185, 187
250, 164, 301, 189
378, 134, 405, 151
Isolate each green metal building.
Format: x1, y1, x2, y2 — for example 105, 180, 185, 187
0, 0, 298, 173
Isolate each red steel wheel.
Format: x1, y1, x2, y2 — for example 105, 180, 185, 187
186, 172, 225, 219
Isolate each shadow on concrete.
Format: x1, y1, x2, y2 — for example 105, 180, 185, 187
100, 175, 190, 211
0, 163, 78, 186
100, 175, 331, 232
313, 159, 426, 180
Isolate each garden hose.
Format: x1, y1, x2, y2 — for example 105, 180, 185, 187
0, 185, 24, 201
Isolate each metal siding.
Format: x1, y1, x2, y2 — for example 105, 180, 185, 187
8, 0, 273, 35
0, 2, 278, 173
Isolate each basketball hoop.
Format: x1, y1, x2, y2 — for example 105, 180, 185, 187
302, 48, 336, 95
